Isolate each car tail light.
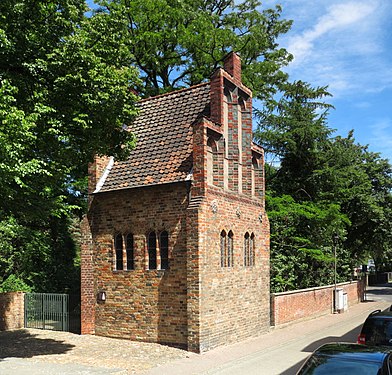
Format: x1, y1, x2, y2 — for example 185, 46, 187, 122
358, 333, 366, 344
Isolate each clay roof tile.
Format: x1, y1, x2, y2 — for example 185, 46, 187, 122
99, 83, 210, 192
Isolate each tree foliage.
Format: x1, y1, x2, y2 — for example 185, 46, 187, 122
94, 0, 293, 98
0, 0, 295, 292
256, 81, 392, 291
2, 0, 391, 295
268, 194, 349, 292
0, 0, 139, 292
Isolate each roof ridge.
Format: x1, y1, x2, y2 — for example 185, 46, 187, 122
139, 82, 210, 103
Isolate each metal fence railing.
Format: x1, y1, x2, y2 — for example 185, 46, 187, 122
24, 293, 69, 332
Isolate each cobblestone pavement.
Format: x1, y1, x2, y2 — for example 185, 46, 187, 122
0, 329, 192, 374
1, 287, 390, 375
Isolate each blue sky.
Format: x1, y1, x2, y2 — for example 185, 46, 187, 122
263, 0, 392, 162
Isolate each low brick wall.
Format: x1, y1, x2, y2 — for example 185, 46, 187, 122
271, 280, 365, 327
0, 283, 366, 334
0, 292, 25, 330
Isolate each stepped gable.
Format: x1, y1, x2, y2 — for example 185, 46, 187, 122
99, 83, 211, 193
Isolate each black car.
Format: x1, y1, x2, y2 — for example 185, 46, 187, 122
297, 342, 392, 374
358, 307, 392, 346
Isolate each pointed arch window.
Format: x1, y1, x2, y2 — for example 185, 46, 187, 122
244, 232, 250, 267
126, 233, 134, 270
250, 233, 255, 266
114, 233, 124, 270
244, 232, 255, 267
220, 230, 234, 268
220, 230, 227, 267
160, 231, 169, 270
148, 232, 157, 270
228, 231, 234, 267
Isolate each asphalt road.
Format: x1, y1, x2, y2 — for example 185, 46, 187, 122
146, 284, 392, 375
365, 283, 392, 303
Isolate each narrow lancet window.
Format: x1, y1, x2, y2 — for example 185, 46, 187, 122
160, 231, 169, 270
148, 232, 157, 270
115, 233, 123, 270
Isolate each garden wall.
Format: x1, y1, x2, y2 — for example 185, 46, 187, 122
271, 280, 365, 327
0, 292, 24, 330
0, 280, 367, 335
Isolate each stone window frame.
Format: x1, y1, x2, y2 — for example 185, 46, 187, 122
220, 229, 234, 268
147, 230, 170, 270
113, 232, 135, 271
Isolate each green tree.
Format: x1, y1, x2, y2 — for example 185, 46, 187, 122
255, 80, 334, 200
256, 80, 392, 290
94, 0, 293, 98
0, 0, 139, 291
314, 133, 392, 270
267, 194, 349, 292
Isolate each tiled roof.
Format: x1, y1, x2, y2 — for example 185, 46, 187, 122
98, 83, 211, 193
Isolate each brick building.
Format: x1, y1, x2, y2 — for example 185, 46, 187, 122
81, 52, 270, 352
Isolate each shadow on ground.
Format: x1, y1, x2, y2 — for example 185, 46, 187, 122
280, 323, 362, 375
0, 329, 74, 360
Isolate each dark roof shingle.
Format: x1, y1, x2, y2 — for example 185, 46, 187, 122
98, 83, 210, 193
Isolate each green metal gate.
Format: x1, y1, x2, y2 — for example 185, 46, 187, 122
24, 293, 69, 332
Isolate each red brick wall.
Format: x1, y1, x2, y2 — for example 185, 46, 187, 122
0, 292, 24, 330
80, 215, 95, 334
198, 189, 270, 351
85, 183, 270, 351
83, 183, 190, 347
191, 61, 270, 351
224, 52, 242, 82
271, 280, 365, 326
82, 154, 111, 334
82, 52, 270, 352
346, 279, 365, 305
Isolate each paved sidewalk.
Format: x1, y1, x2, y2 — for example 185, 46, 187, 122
142, 299, 392, 375
0, 298, 389, 375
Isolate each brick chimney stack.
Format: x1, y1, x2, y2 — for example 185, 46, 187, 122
223, 52, 241, 82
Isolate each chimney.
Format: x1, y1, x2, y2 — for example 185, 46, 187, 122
88, 155, 111, 195
223, 52, 241, 82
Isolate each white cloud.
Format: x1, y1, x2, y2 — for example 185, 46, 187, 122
271, 0, 392, 99
262, 0, 392, 161
287, 2, 376, 64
